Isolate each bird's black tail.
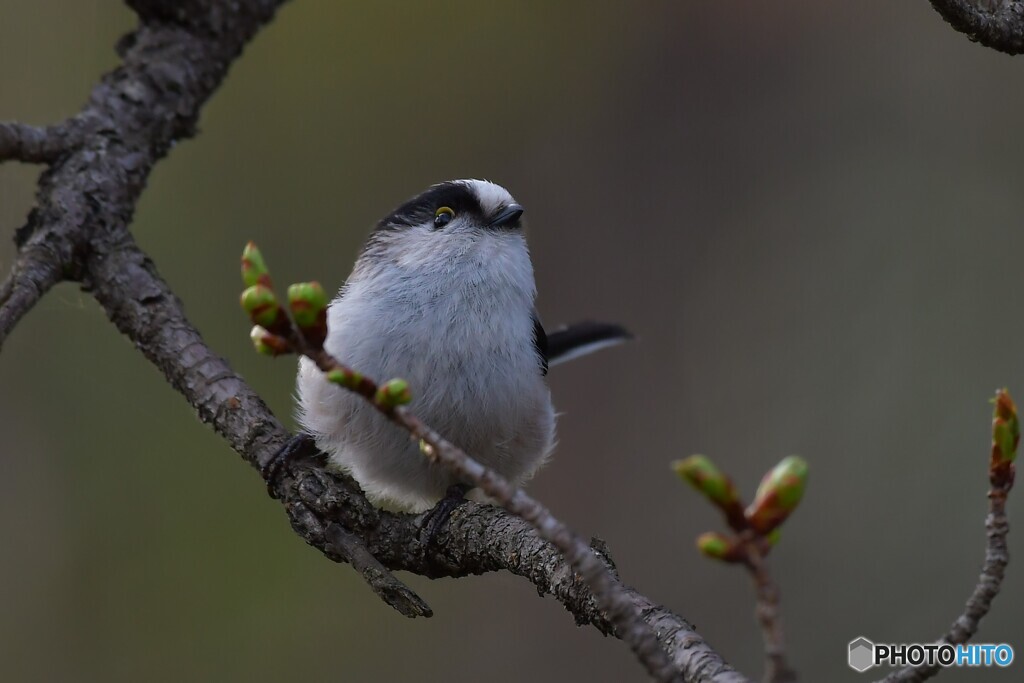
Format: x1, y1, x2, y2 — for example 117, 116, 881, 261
547, 321, 633, 367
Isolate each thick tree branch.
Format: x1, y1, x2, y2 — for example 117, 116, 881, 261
284, 466, 749, 683
930, 0, 1024, 54
1, 3, 290, 347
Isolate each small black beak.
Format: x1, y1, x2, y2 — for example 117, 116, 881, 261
488, 203, 524, 229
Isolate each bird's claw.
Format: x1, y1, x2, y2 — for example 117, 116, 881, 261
262, 432, 320, 496
422, 483, 472, 547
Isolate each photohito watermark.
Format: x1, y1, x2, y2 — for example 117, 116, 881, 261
848, 637, 1014, 673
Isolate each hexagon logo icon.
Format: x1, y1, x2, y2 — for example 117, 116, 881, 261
849, 637, 875, 672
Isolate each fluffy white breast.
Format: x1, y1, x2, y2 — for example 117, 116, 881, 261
295, 212, 555, 512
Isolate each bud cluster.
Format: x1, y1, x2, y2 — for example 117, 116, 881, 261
238, 241, 414, 409
673, 453, 808, 563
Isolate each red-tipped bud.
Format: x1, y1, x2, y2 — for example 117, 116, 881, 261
745, 456, 808, 535
249, 325, 291, 356
241, 241, 272, 288
326, 366, 364, 391
673, 455, 737, 506
992, 389, 1019, 465
287, 281, 328, 349
375, 378, 412, 410
287, 281, 328, 327
672, 455, 746, 530
240, 284, 285, 328
696, 531, 744, 563
991, 389, 1018, 489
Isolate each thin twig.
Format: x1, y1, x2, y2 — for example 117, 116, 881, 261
270, 433, 432, 616
324, 522, 433, 618
874, 482, 1012, 683
742, 536, 795, 683
0, 121, 81, 164
0, 247, 65, 349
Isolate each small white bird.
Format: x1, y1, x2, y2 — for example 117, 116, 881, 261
295, 180, 629, 513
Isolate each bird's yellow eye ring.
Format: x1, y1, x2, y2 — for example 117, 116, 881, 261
434, 206, 455, 228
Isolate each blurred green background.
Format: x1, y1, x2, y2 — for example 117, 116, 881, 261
2, 1, 1023, 681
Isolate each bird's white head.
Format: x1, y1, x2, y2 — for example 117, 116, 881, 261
353, 179, 529, 280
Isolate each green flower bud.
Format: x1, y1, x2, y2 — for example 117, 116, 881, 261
326, 366, 363, 390
990, 389, 1018, 490
672, 455, 739, 508
992, 389, 1019, 465
746, 456, 808, 535
287, 281, 328, 328
241, 241, 271, 288
249, 325, 290, 356
240, 284, 283, 328
375, 378, 412, 409
696, 532, 742, 563
672, 454, 746, 529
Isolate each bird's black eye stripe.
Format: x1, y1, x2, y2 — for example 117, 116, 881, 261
375, 182, 481, 232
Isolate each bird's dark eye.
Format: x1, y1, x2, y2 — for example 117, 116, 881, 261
434, 206, 455, 228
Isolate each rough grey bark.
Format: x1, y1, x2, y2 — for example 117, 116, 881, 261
3, 2, 1019, 682
0, 1, 287, 347
0, 2, 747, 682
929, 0, 1024, 54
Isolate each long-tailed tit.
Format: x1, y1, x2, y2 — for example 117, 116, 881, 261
296, 180, 629, 512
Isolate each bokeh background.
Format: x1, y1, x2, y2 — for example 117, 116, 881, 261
2, 2, 1023, 681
